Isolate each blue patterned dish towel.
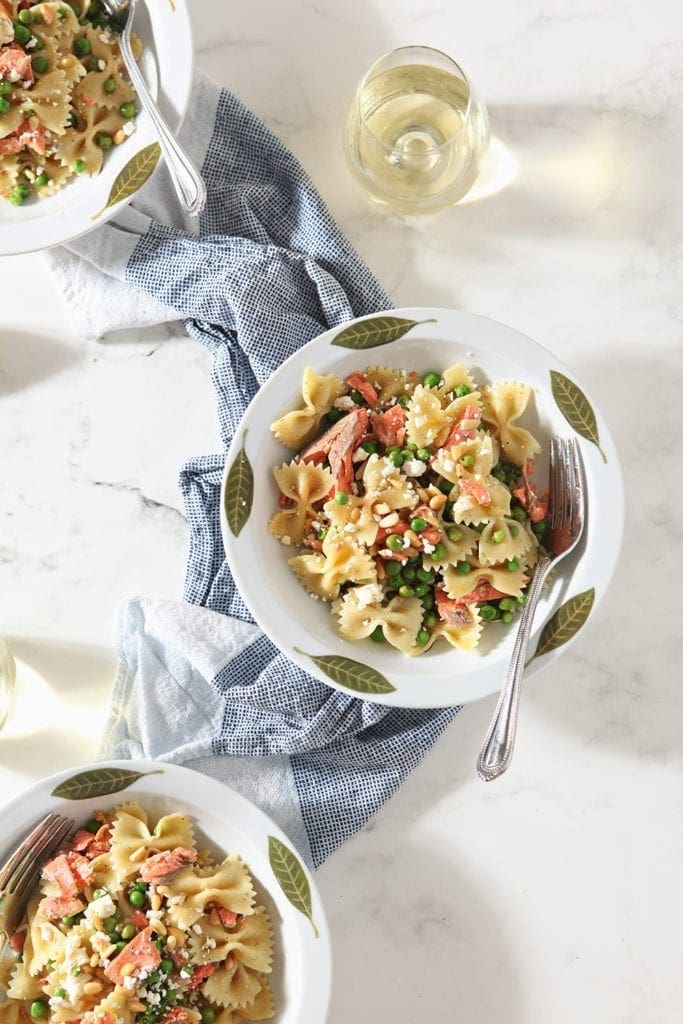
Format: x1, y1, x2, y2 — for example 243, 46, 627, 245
47, 71, 460, 869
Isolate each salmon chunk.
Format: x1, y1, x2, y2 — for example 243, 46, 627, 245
104, 927, 161, 985
372, 405, 406, 448
299, 407, 368, 493
139, 847, 197, 884
42, 852, 94, 896
37, 896, 85, 921
0, 43, 33, 85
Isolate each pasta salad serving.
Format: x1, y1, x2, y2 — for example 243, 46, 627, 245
0, 0, 140, 205
0, 803, 275, 1024
268, 363, 550, 657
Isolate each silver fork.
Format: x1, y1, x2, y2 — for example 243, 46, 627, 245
0, 813, 74, 951
476, 437, 586, 782
100, 0, 207, 216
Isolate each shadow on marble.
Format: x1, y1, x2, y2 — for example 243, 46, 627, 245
525, 349, 683, 764
0, 329, 77, 396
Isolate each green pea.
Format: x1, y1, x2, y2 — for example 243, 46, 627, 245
398, 584, 415, 599
414, 582, 430, 597
121, 924, 136, 940
165, 991, 177, 1006
416, 448, 431, 462
386, 534, 404, 552
385, 559, 401, 576
417, 567, 434, 583
509, 524, 519, 538
132, 881, 148, 892
439, 479, 452, 495
401, 565, 417, 582
422, 371, 440, 388
499, 598, 516, 612
326, 406, 342, 424
19, 8, 37, 23
129, 888, 145, 907
455, 384, 471, 397
92, 887, 107, 898
147, 971, 160, 985
447, 526, 463, 542
511, 506, 527, 522
471, 522, 485, 533
480, 604, 498, 621
13, 22, 32, 43
349, 389, 363, 404
161, 958, 174, 974
410, 516, 427, 532
32, 55, 49, 74
389, 450, 404, 467
397, 393, 410, 408
400, 448, 413, 461
61, 914, 79, 927
34, 172, 48, 187
74, 36, 91, 55
406, 442, 418, 452
421, 593, 435, 611
317, 527, 328, 541
361, 440, 378, 454
72, 158, 86, 173
501, 612, 513, 623
15, 183, 30, 198
0, 81, 12, 96
335, 491, 348, 505
114, 940, 126, 952
33, 35, 44, 49
502, 461, 519, 476
96, 132, 113, 149
506, 559, 519, 572
456, 561, 471, 575
423, 613, 437, 628
416, 628, 430, 646
201, 1010, 216, 1024
29, 1002, 48, 1020
103, 916, 118, 932
517, 593, 527, 605
460, 455, 475, 468
153, 937, 166, 951
492, 469, 507, 483
432, 542, 447, 560
104, 77, 117, 93
369, 626, 384, 643
0, 97, 10, 114
387, 445, 401, 454
70, 966, 81, 976
492, 529, 505, 544
532, 520, 547, 535
444, 501, 454, 521
55, 989, 67, 999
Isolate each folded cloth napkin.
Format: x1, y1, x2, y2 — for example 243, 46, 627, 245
48, 71, 460, 869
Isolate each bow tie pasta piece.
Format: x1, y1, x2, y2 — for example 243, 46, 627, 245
481, 382, 541, 467
289, 538, 376, 602
109, 803, 195, 883
432, 433, 498, 486
365, 365, 418, 405
86, 986, 136, 1024
428, 604, 483, 652
26, 899, 67, 975
443, 563, 528, 601
202, 959, 272, 1015
422, 521, 480, 569
188, 907, 273, 974
336, 590, 423, 655
0, 1002, 22, 1024
165, 855, 256, 930
362, 454, 418, 511
270, 368, 345, 450
450, 472, 511, 525
478, 517, 537, 566
437, 362, 477, 401
16, 69, 71, 135
323, 494, 379, 547
35, 2, 81, 44
269, 462, 334, 545
406, 384, 449, 448
6, 960, 43, 1001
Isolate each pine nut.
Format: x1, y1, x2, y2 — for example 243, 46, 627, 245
149, 919, 167, 936
165, 934, 177, 951
129, 845, 147, 863
89, 954, 99, 968
417, 488, 429, 502
349, 507, 361, 523
150, 893, 162, 911
405, 529, 420, 546
378, 512, 399, 528
104, 944, 117, 959
84, 982, 103, 996
156, 885, 170, 895
113, 129, 126, 145
429, 493, 447, 510
129, 1002, 147, 1014
169, 927, 185, 947
120, 963, 136, 977
92, 916, 103, 932
374, 502, 390, 515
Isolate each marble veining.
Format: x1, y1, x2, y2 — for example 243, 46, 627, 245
1, 0, 682, 1020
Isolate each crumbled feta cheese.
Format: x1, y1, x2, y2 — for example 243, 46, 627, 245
281, 535, 291, 546
191, 923, 202, 934
442, 459, 454, 472
90, 931, 112, 955
352, 447, 369, 463
422, 541, 436, 554
168, 893, 186, 905
415, 415, 427, 428
97, 58, 106, 70
122, 121, 136, 137
353, 583, 383, 608
333, 396, 355, 411
85, 893, 116, 926
402, 459, 427, 477
122, 975, 136, 990
402, 536, 411, 549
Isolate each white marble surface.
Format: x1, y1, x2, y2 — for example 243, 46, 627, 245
1, 0, 681, 1019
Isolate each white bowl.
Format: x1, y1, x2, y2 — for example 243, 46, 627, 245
0, 760, 332, 1023
0, 0, 193, 256
221, 307, 623, 709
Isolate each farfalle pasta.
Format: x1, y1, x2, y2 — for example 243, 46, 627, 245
0, 1, 140, 205
270, 362, 549, 656
0, 804, 275, 1024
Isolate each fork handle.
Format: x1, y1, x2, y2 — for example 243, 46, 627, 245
476, 555, 552, 781
119, 32, 206, 217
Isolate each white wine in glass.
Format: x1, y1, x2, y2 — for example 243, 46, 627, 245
344, 46, 489, 214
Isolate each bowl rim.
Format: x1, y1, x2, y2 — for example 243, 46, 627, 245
221, 306, 624, 708
0, 0, 194, 256
0, 758, 333, 1024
